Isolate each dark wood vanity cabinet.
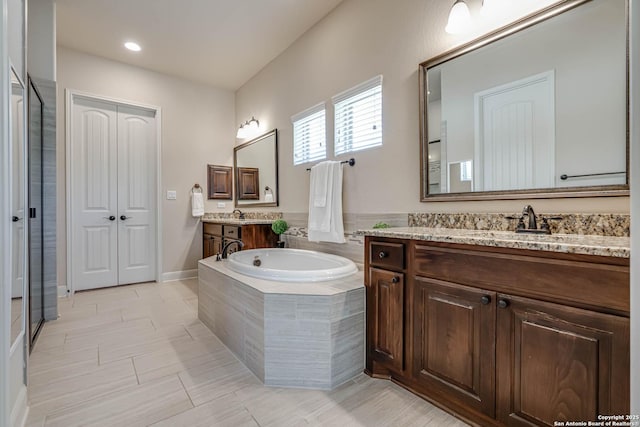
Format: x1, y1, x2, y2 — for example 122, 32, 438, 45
364, 237, 630, 427
202, 222, 278, 258
366, 239, 408, 375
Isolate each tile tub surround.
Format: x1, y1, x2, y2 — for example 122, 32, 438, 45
198, 257, 365, 389
408, 212, 630, 237
361, 227, 630, 258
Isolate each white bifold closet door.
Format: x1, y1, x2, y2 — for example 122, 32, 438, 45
70, 97, 157, 291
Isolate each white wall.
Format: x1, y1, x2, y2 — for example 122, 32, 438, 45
235, 0, 629, 215
630, 0, 639, 414
56, 47, 236, 284
27, 0, 56, 81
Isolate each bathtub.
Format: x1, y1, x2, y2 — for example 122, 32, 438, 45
227, 248, 359, 282
198, 250, 364, 389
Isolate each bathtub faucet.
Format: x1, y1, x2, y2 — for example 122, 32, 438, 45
218, 239, 244, 260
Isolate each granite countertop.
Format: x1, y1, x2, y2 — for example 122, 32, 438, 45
359, 227, 630, 258
202, 218, 276, 225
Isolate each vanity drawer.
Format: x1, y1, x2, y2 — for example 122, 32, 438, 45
369, 241, 405, 271
203, 223, 222, 236
223, 225, 241, 240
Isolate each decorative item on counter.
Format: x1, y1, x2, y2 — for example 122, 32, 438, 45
373, 222, 390, 229
272, 219, 289, 248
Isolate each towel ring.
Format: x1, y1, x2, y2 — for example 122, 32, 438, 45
192, 183, 202, 194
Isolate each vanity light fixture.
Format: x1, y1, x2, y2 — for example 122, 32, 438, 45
124, 41, 141, 52
236, 117, 260, 139
445, 0, 472, 34
481, 0, 499, 17
248, 116, 260, 133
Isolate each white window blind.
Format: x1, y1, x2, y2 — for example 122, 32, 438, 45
333, 75, 383, 156
292, 103, 326, 165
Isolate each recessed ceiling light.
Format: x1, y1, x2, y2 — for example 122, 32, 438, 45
124, 42, 141, 52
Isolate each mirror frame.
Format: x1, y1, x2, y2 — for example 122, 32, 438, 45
233, 129, 279, 207
419, 0, 629, 202
9, 64, 27, 352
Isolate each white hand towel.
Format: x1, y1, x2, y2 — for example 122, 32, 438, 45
312, 162, 331, 207
308, 161, 345, 244
192, 192, 204, 217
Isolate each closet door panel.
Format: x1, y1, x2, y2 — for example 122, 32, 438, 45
71, 98, 118, 290
117, 106, 157, 284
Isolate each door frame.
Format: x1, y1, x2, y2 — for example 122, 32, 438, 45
65, 89, 162, 295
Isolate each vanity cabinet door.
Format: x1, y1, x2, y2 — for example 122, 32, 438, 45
203, 234, 223, 258
412, 277, 496, 417
368, 268, 404, 372
496, 294, 630, 426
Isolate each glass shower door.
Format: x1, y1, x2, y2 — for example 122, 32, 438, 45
29, 77, 44, 346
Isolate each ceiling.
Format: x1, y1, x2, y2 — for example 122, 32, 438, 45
55, 0, 344, 91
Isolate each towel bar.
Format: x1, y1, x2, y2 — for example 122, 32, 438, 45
306, 158, 355, 171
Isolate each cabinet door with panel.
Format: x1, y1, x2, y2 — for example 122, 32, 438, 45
368, 267, 404, 372
413, 277, 496, 417
496, 294, 630, 426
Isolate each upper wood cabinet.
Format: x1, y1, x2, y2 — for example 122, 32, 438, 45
207, 165, 232, 200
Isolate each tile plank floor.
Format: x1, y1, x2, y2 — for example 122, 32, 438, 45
27, 279, 469, 427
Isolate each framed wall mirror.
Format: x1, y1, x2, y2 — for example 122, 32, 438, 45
10, 66, 26, 349
234, 129, 279, 207
420, 0, 628, 201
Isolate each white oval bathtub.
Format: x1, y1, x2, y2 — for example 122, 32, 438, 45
226, 248, 358, 282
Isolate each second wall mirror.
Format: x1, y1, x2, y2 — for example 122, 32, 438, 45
420, 0, 628, 201
234, 129, 278, 207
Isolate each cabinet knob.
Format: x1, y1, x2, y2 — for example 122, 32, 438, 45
378, 251, 388, 259
480, 295, 491, 305
497, 299, 509, 309
391, 276, 400, 284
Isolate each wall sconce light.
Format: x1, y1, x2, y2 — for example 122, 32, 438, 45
445, 0, 472, 34
236, 117, 260, 139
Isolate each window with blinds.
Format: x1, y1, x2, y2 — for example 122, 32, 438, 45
292, 104, 326, 165
333, 75, 383, 156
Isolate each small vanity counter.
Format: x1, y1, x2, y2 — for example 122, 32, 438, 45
202, 218, 275, 225
359, 227, 630, 258
360, 226, 630, 426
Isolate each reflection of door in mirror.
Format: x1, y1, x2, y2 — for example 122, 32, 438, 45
10, 68, 25, 346
29, 77, 45, 344
237, 167, 260, 200
474, 71, 555, 191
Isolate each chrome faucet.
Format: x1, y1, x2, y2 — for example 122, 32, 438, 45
232, 209, 245, 220
522, 205, 537, 230
218, 239, 244, 260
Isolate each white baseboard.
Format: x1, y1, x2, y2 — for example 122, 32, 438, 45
161, 269, 198, 282
58, 284, 69, 298
10, 385, 28, 427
